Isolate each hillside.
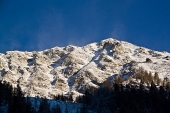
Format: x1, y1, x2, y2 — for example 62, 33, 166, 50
0, 38, 170, 98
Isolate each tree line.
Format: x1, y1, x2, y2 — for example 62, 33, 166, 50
1, 67, 170, 112
76, 68, 170, 113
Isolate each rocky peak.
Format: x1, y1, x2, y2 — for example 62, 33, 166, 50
0, 38, 170, 99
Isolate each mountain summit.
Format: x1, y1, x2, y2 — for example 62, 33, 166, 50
0, 38, 170, 98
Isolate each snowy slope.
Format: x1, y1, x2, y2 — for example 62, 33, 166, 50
0, 38, 170, 98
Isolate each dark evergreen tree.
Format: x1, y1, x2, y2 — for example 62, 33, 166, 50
83, 89, 92, 105
65, 105, 69, 113
51, 104, 62, 113
38, 98, 50, 113
25, 97, 35, 113
80, 105, 88, 113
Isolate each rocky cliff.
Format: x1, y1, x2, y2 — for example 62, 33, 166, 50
0, 38, 170, 98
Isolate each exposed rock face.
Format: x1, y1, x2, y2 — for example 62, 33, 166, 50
0, 38, 170, 98
146, 58, 153, 63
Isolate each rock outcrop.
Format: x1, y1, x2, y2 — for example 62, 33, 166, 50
0, 38, 170, 98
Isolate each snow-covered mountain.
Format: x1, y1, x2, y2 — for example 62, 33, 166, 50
0, 38, 170, 98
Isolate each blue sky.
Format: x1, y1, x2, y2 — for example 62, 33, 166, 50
0, 0, 170, 53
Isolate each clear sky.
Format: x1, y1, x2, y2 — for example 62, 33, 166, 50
0, 0, 170, 53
